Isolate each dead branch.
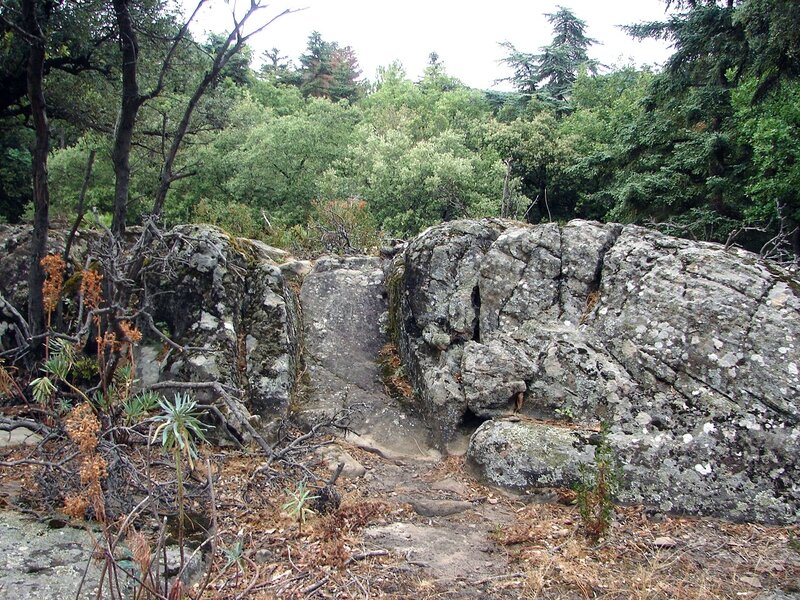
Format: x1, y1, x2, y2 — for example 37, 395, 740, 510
63, 149, 96, 264
0, 451, 78, 469
0, 292, 32, 357
147, 380, 272, 455
0, 416, 52, 436
345, 549, 389, 564
192, 459, 219, 598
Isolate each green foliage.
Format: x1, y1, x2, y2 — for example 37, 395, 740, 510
152, 393, 208, 468
19, 0, 800, 263
575, 428, 620, 539
282, 480, 318, 531
307, 197, 380, 255
735, 78, 800, 227
122, 390, 160, 425
31, 375, 57, 406
192, 198, 264, 239
292, 31, 365, 102
555, 405, 576, 421
324, 127, 503, 236
48, 134, 116, 219
0, 123, 32, 223
222, 534, 247, 574
500, 6, 597, 108
31, 339, 86, 407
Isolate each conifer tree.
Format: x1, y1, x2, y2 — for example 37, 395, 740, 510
500, 6, 597, 106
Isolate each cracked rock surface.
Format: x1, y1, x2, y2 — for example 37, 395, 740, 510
137, 225, 301, 436
390, 219, 800, 523
298, 256, 437, 460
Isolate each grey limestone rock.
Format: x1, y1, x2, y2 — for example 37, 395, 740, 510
298, 255, 436, 460
390, 218, 800, 523
139, 225, 300, 430
0, 224, 301, 436
466, 419, 597, 490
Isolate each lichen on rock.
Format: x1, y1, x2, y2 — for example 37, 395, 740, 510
388, 218, 800, 523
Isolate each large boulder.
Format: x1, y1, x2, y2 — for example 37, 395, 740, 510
0, 225, 87, 354
390, 219, 800, 523
0, 224, 301, 435
138, 225, 300, 428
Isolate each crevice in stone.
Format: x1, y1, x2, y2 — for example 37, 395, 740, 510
556, 225, 565, 319
458, 406, 489, 434
471, 284, 481, 342
742, 279, 777, 345
591, 224, 624, 301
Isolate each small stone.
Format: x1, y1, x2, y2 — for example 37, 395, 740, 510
739, 575, 762, 588
254, 549, 273, 564
317, 448, 366, 479
408, 499, 473, 517
0, 428, 43, 447
430, 478, 468, 496
652, 536, 678, 548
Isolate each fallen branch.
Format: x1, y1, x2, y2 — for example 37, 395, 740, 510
0, 416, 52, 436
301, 576, 329, 596
474, 572, 526, 585
345, 549, 389, 564
0, 451, 78, 468
147, 380, 272, 455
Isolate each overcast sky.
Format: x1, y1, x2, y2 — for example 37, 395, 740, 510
188, 0, 675, 90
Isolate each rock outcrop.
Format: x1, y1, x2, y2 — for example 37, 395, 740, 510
138, 225, 300, 428
3, 219, 798, 523
389, 219, 800, 523
0, 224, 302, 436
298, 256, 436, 460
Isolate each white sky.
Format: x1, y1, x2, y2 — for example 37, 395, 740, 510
188, 0, 675, 90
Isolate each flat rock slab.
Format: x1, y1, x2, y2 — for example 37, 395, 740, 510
0, 428, 42, 447
299, 256, 436, 460
408, 499, 474, 517
363, 521, 504, 581
0, 511, 105, 599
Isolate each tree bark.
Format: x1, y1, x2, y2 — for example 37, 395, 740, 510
150, 5, 293, 220
110, 0, 141, 236
23, 0, 50, 352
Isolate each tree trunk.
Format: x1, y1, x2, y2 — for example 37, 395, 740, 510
111, 0, 141, 236
501, 159, 513, 218
24, 0, 50, 352
151, 64, 219, 219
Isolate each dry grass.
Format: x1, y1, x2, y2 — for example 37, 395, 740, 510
378, 343, 415, 401
496, 503, 800, 599
2, 433, 798, 599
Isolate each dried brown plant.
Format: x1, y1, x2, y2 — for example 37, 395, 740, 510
65, 403, 101, 453
79, 269, 103, 311
41, 254, 66, 316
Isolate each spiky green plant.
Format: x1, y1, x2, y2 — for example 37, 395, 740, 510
152, 392, 208, 468
122, 390, 160, 425
223, 534, 247, 575
31, 339, 89, 407
151, 392, 208, 567
282, 481, 318, 533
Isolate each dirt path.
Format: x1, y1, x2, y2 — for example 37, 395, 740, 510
338, 447, 520, 597
293, 255, 800, 599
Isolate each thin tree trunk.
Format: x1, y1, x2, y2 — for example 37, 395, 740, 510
150, 5, 293, 220
63, 149, 96, 263
111, 0, 141, 236
501, 159, 513, 218
24, 0, 49, 352
151, 67, 216, 219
